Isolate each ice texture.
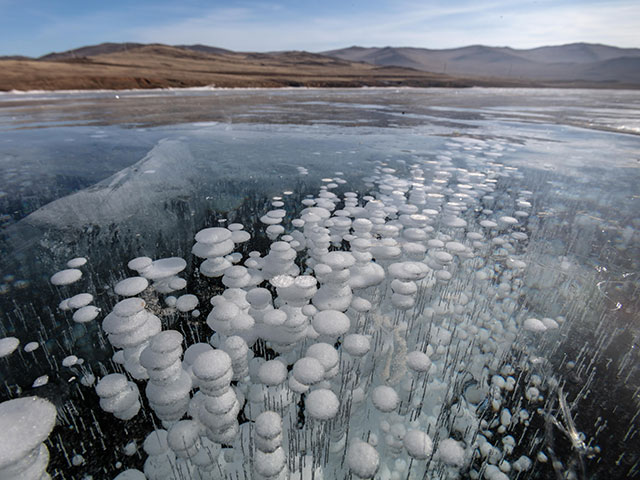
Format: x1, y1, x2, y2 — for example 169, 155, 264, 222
1, 89, 639, 480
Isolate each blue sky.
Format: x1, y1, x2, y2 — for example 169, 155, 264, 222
1, 0, 639, 56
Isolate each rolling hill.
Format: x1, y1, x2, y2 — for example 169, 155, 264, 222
1, 42, 638, 91
0, 43, 487, 91
322, 43, 640, 85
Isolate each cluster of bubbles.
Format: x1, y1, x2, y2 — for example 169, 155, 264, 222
2, 141, 613, 480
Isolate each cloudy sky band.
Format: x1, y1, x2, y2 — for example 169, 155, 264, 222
1, 0, 638, 56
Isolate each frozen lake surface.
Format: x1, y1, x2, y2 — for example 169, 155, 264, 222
0, 88, 639, 479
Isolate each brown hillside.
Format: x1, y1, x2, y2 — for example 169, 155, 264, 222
0, 44, 530, 91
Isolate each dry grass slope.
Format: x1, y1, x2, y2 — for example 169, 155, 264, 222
0, 44, 538, 91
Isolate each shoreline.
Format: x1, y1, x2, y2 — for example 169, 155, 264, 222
2, 84, 639, 96
1, 63, 636, 93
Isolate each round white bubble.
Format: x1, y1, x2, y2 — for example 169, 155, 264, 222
306, 389, 340, 420
347, 441, 380, 478
115, 277, 149, 296
371, 386, 399, 412
50, 269, 82, 286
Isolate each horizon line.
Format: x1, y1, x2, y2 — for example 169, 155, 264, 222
3, 40, 639, 59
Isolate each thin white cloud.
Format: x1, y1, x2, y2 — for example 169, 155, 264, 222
19, 0, 640, 55
517, 3, 640, 47
127, 1, 640, 51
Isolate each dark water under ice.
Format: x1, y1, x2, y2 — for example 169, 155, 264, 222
0, 87, 639, 479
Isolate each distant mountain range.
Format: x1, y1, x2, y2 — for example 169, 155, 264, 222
0, 42, 638, 91
323, 43, 640, 84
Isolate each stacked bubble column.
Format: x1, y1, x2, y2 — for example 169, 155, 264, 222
142, 429, 177, 480
192, 227, 235, 278
0, 397, 57, 480
192, 349, 241, 445
95, 373, 141, 420
269, 275, 318, 356
101, 297, 162, 380
254, 411, 289, 480
260, 241, 299, 280
312, 252, 355, 312
141, 330, 192, 426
